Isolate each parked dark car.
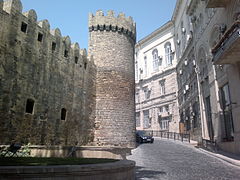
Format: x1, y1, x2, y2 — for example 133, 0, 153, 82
136, 130, 154, 143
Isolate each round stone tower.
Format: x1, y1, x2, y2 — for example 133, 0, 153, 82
88, 10, 136, 148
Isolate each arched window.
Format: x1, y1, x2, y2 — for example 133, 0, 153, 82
165, 42, 173, 66
152, 49, 159, 72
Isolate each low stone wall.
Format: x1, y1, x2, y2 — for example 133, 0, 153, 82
0, 160, 135, 180
29, 146, 132, 159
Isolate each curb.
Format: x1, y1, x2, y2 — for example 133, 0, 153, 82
198, 148, 240, 167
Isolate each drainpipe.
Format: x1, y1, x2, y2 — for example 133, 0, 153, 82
195, 65, 209, 140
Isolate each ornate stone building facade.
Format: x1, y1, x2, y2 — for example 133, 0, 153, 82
0, 0, 136, 150
136, 0, 240, 154
173, 0, 240, 154
135, 21, 179, 133
173, 0, 202, 142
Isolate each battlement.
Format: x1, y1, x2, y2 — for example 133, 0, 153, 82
89, 10, 136, 42
1, 0, 88, 64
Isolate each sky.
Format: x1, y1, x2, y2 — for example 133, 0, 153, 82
21, 0, 177, 49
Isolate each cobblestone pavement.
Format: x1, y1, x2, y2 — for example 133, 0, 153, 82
127, 138, 240, 180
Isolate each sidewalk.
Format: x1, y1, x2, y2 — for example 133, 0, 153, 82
156, 137, 240, 167
197, 148, 240, 167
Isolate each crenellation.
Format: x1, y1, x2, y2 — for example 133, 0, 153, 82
80, 48, 87, 59
38, 19, 50, 31
62, 36, 71, 47
71, 42, 80, 51
50, 28, 61, 37
117, 12, 125, 18
96, 9, 104, 16
23, 9, 37, 22
3, 0, 22, 14
107, 10, 114, 17
88, 10, 136, 42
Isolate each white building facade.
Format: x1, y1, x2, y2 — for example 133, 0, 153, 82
135, 21, 179, 133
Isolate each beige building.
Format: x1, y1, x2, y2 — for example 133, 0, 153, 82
135, 21, 179, 133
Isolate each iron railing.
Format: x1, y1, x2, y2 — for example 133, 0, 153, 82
143, 130, 190, 143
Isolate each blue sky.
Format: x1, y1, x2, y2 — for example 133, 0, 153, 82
21, 0, 177, 49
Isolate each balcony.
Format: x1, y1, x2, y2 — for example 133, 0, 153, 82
206, 0, 229, 8
212, 21, 240, 65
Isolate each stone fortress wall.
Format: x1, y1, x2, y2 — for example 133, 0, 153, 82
88, 10, 136, 148
0, 0, 136, 149
0, 0, 96, 146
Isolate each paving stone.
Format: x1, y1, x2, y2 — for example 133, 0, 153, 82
127, 138, 240, 180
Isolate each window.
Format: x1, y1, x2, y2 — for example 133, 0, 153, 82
152, 49, 159, 72
135, 61, 138, 81
61, 108, 67, 120
135, 90, 140, 103
52, 42, 56, 52
192, 102, 199, 128
185, 108, 191, 131
164, 42, 173, 66
143, 87, 151, 100
220, 84, 234, 141
136, 112, 140, 127
165, 105, 169, 112
84, 62, 87, 69
144, 56, 147, 77
159, 80, 166, 95
21, 22, 27, 33
143, 110, 150, 129
25, 99, 34, 114
159, 107, 163, 113
75, 57, 78, 64
37, 33, 43, 42
160, 118, 169, 130
64, 50, 69, 57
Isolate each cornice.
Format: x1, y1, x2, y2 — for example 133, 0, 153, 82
136, 21, 173, 48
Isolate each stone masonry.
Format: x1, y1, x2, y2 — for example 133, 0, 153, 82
88, 10, 136, 148
0, 0, 135, 149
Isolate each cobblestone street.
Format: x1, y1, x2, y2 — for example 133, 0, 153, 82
127, 138, 240, 180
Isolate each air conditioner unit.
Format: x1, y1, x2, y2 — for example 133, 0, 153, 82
171, 49, 175, 54
219, 24, 227, 34
183, 90, 186, 94
192, 60, 196, 67
187, 34, 192, 42
182, 27, 186, 34
184, 60, 188, 66
185, 84, 189, 91
179, 69, 183, 75
158, 55, 163, 60
190, 16, 197, 23
177, 39, 180, 45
